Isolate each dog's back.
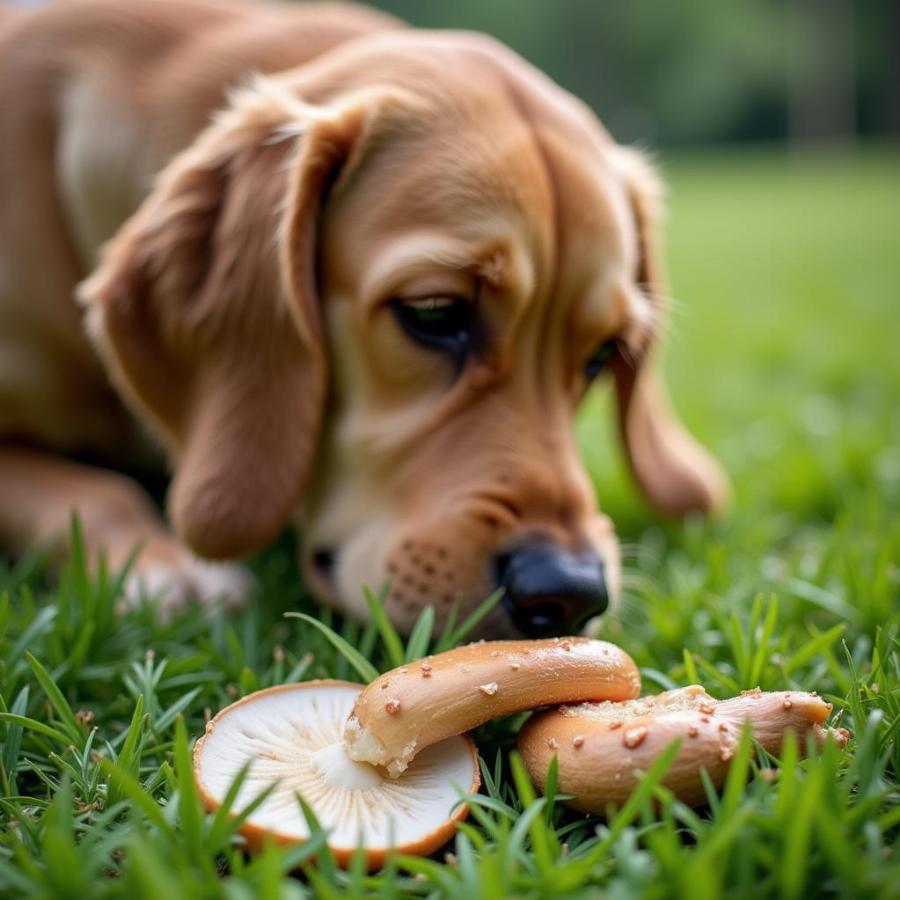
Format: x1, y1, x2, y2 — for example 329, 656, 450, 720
0, 2, 18, 30
0, 0, 400, 453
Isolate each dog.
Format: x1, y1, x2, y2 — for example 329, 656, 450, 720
0, 0, 728, 637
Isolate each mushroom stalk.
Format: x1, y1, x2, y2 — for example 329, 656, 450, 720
518, 685, 850, 811
343, 638, 641, 776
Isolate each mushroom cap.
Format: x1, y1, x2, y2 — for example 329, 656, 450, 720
193, 680, 479, 868
345, 637, 640, 776
519, 685, 848, 811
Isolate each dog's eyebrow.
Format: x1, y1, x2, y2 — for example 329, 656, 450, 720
360, 232, 534, 308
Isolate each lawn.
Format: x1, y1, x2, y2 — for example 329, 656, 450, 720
1, 146, 898, 898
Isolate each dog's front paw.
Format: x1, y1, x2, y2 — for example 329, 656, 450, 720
118, 545, 256, 619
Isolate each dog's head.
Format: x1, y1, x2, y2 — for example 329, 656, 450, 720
80, 31, 728, 637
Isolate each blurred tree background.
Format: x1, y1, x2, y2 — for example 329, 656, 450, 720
365, 0, 899, 149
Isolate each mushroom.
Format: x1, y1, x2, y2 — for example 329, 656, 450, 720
343, 638, 641, 776
196, 641, 848, 863
193, 680, 479, 868
518, 684, 850, 810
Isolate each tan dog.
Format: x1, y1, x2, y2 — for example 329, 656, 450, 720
0, 0, 727, 636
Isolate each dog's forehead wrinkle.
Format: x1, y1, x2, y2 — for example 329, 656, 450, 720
314, 73, 555, 261
358, 230, 532, 308
381, 138, 550, 240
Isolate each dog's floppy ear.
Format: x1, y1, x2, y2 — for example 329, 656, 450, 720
80, 79, 404, 558
610, 148, 730, 516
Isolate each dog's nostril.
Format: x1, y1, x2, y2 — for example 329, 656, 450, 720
311, 548, 335, 576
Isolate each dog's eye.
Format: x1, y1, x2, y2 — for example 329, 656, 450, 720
585, 339, 617, 380
391, 296, 473, 360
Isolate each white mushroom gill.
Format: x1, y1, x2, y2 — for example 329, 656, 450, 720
196, 683, 474, 850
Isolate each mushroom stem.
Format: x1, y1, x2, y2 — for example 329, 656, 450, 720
343, 638, 641, 776
518, 686, 849, 811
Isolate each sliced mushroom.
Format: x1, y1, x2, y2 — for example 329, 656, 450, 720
519, 685, 850, 810
343, 638, 641, 776
193, 680, 479, 868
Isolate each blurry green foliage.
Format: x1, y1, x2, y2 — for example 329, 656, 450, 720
364, 0, 898, 147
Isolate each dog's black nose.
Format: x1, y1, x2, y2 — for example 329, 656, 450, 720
496, 541, 608, 637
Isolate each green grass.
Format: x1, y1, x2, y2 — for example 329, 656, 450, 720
2, 146, 899, 898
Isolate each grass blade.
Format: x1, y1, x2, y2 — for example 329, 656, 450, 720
362, 585, 405, 668
98, 760, 173, 835
284, 612, 378, 683
404, 605, 435, 662
0, 713, 73, 746
173, 716, 204, 857
1, 686, 29, 794
25, 652, 81, 744
438, 589, 504, 650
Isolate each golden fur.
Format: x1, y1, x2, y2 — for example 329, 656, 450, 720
0, 0, 727, 634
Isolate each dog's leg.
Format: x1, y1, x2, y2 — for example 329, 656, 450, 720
0, 445, 254, 616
